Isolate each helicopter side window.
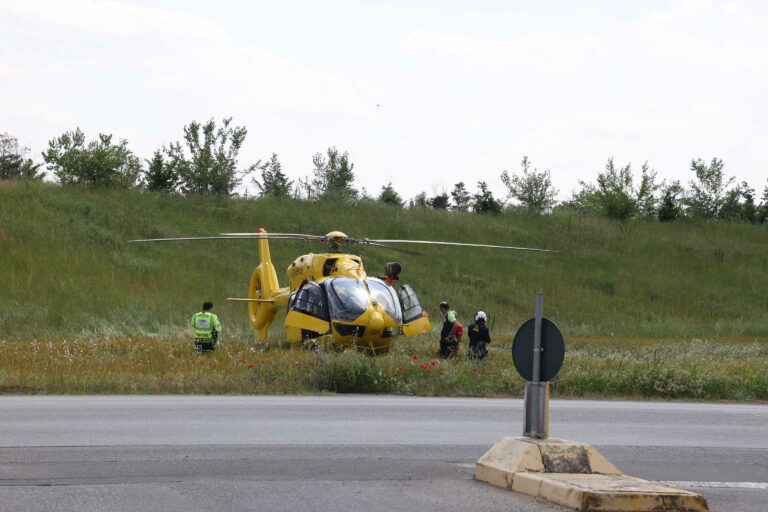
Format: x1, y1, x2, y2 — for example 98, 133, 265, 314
322, 258, 338, 277
326, 277, 369, 322
291, 282, 330, 321
366, 278, 402, 323
399, 284, 425, 324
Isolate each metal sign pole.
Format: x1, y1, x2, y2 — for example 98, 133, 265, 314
532, 293, 543, 384
524, 293, 548, 439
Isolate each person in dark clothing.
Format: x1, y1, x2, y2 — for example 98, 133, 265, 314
438, 301, 461, 358
468, 311, 491, 359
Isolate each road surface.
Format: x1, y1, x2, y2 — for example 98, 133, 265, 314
0, 396, 766, 511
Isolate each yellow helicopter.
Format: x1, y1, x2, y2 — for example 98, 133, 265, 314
129, 230, 554, 352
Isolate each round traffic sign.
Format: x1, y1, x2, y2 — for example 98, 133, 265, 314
512, 317, 565, 382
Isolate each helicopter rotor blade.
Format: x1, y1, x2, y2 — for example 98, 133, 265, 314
221, 233, 423, 255
227, 297, 275, 303
128, 236, 263, 243
220, 232, 326, 240
128, 232, 555, 253
128, 233, 323, 243
356, 240, 423, 256
366, 239, 557, 253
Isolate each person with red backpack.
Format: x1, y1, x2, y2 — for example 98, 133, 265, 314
438, 301, 462, 358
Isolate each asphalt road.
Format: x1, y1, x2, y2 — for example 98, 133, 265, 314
0, 396, 766, 512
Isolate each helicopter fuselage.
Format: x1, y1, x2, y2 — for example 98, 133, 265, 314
241, 236, 431, 352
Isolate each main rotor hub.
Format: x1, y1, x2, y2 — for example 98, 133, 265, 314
325, 231, 351, 253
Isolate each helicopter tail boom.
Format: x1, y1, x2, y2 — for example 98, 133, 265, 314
246, 233, 286, 340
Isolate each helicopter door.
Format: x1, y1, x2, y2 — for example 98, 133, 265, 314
284, 282, 331, 335
398, 285, 431, 336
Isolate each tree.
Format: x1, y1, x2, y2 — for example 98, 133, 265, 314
143, 150, 178, 192
686, 157, 734, 219
0, 133, 45, 181
17, 160, 45, 181
758, 181, 768, 224
293, 176, 314, 200
657, 181, 684, 222
719, 182, 764, 224
0, 133, 21, 179
634, 162, 661, 219
739, 183, 757, 223
428, 192, 450, 209
43, 128, 139, 187
471, 181, 503, 214
378, 182, 404, 207
718, 183, 745, 221
166, 117, 252, 195
500, 156, 558, 214
253, 153, 292, 198
572, 158, 660, 221
409, 192, 428, 209
450, 182, 471, 212
311, 146, 358, 201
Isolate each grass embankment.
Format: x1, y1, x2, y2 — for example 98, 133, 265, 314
1, 335, 766, 400
1, 182, 767, 398
2, 181, 767, 339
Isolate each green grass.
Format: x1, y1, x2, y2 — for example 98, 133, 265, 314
2, 180, 766, 340
1, 335, 766, 400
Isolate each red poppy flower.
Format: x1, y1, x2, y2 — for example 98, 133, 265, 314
430, 360, 438, 367
419, 363, 427, 369
247, 363, 255, 368
412, 355, 419, 361
238, 359, 246, 364
437, 371, 444, 376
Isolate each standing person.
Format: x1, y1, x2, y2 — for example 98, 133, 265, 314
192, 301, 222, 353
468, 311, 491, 359
438, 301, 461, 358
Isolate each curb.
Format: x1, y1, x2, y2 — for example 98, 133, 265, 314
475, 437, 708, 512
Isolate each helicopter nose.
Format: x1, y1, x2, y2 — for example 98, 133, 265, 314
368, 310, 385, 337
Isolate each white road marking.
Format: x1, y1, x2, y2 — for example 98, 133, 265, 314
458, 465, 768, 490
662, 481, 768, 490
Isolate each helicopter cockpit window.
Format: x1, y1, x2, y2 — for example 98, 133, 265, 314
322, 258, 337, 277
366, 278, 402, 323
326, 277, 369, 322
291, 282, 330, 321
399, 284, 425, 324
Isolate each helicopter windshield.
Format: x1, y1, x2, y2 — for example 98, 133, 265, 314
326, 277, 369, 322
366, 278, 402, 323
290, 282, 330, 321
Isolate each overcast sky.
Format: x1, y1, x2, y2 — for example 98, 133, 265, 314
1, 0, 767, 200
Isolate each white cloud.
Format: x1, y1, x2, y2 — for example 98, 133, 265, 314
641, 0, 768, 72
0, 0, 388, 194
2, 0, 228, 42
1, 0, 767, 200
400, 30, 610, 75
0, 0, 376, 119
393, 1, 768, 196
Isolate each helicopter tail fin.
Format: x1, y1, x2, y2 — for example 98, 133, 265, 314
248, 231, 281, 340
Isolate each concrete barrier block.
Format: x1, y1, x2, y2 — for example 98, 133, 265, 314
475, 437, 708, 511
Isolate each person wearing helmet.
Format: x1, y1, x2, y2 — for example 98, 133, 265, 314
438, 301, 461, 358
468, 311, 491, 359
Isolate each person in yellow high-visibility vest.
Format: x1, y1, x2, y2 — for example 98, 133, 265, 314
192, 301, 222, 352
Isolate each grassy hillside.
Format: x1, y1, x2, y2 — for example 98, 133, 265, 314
1, 180, 767, 341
